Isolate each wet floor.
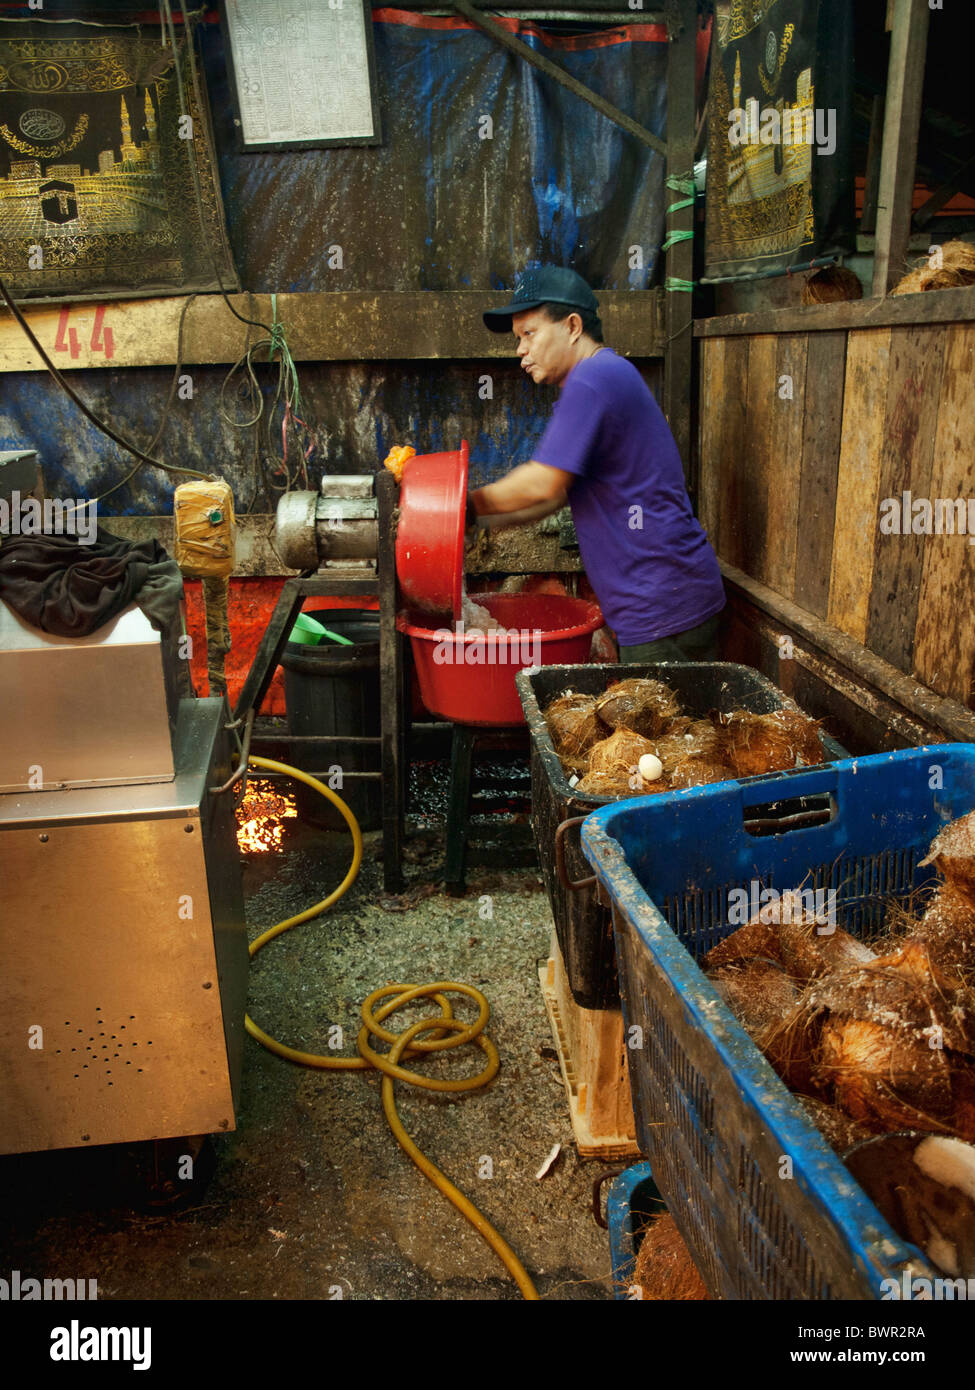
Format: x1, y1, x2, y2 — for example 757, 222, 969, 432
0, 808, 619, 1302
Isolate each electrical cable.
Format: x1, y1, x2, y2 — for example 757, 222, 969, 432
0, 274, 211, 482
244, 754, 540, 1301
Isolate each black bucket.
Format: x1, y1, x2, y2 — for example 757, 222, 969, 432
280, 607, 381, 831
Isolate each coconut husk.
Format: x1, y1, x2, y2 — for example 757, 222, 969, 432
630, 1212, 710, 1301
910, 885, 975, 982
952, 1070, 975, 1144
594, 678, 681, 739
669, 757, 736, 789
844, 1133, 975, 1278
544, 693, 603, 763
797, 1095, 877, 1156
817, 1015, 955, 1132
703, 914, 780, 970
716, 709, 823, 777
892, 239, 975, 296
919, 812, 975, 912
647, 720, 724, 774
708, 958, 799, 1039
810, 941, 975, 1054
777, 917, 876, 983
800, 265, 863, 306
587, 727, 657, 776
574, 769, 640, 799
758, 1003, 825, 1096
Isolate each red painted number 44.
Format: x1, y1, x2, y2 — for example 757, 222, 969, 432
54, 305, 115, 360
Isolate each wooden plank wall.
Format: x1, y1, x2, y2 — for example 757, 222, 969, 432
698, 320, 975, 709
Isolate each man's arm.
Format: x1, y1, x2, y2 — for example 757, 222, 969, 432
469, 461, 574, 522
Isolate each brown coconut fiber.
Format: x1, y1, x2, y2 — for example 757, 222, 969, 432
574, 769, 640, 799
797, 1096, 877, 1156
594, 678, 681, 739
669, 757, 736, 789
708, 958, 799, 1039
587, 727, 657, 776
717, 708, 823, 776
892, 239, 975, 295
630, 1212, 710, 1301
543, 692, 604, 764
919, 811, 975, 913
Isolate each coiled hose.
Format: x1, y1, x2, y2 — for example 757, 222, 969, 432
245, 754, 539, 1300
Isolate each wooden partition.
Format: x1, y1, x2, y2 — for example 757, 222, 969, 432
696, 291, 975, 713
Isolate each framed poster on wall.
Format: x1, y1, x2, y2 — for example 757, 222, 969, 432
0, 19, 238, 302
220, 0, 382, 151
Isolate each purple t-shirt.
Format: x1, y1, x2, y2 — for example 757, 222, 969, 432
532, 349, 725, 646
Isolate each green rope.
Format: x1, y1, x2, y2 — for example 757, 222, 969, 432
665, 277, 695, 293
666, 174, 696, 194
662, 229, 695, 251
666, 196, 696, 215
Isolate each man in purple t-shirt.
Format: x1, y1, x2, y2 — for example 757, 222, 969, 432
468, 266, 725, 661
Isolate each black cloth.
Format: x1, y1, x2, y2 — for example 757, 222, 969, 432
0, 527, 184, 639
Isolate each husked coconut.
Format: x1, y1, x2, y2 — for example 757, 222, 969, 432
919, 813, 975, 913
594, 678, 681, 739
587, 728, 657, 776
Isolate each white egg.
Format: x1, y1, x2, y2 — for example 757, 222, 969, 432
638, 753, 664, 782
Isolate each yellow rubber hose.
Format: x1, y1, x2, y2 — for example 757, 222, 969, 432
244, 754, 539, 1300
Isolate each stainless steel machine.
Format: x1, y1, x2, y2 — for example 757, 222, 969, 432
0, 597, 248, 1159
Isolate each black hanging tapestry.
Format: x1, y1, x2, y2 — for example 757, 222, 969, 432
0, 22, 237, 299
704, 0, 855, 279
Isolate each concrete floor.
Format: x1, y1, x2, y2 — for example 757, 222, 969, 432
0, 812, 619, 1301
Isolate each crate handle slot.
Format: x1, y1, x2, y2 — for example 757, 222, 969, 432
742, 792, 837, 837
555, 816, 597, 892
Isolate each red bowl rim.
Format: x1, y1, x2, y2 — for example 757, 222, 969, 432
396, 594, 603, 642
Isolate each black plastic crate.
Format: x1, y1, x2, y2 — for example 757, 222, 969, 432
516, 662, 848, 1009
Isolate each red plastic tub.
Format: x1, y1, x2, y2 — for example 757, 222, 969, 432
395, 442, 468, 620
398, 592, 602, 726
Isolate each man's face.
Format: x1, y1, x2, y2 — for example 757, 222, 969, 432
512, 308, 578, 387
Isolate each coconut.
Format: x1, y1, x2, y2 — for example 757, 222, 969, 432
594, 678, 681, 739
708, 958, 799, 1039
574, 769, 640, 799
919, 812, 975, 912
800, 265, 863, 306
587, 727, 657, 776
716, 709, 823, 777
817, 1015, 954, 1132
791, 941, 975, 1131
670, 757, 736, 789
797, 1095, 877, 1156
912, 886, 975, 973
758, 1004, 825, 1096
844, 1133, 975, 1278
777, 915, 876, 982
703, 914, 780, 970
630, 1212, 710, 1301
892, 239, 975, 296
543, 692, 603, 765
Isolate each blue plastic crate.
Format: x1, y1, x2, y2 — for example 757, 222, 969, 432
580, 746, 975, 1301
607, 1162, 665, 1299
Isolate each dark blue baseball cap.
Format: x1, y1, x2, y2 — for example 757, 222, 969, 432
483, 266, 599, 333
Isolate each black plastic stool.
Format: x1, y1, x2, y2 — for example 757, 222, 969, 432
443, 724, 531, 895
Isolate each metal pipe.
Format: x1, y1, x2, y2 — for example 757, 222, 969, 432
210, 707, 255, 795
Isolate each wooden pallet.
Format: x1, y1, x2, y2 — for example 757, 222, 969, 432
538, 933, 640, 1161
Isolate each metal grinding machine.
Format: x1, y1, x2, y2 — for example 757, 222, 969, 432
0, 479, 248, 1176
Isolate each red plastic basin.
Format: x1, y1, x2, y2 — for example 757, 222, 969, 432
395, 442, 468, 621
398, 592, 602, 726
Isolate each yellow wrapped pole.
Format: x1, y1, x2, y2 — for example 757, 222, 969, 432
173, 480, 236, 697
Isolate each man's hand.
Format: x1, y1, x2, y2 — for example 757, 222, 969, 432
470, 461, 574, 518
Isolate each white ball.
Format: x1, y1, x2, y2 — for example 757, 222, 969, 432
638, 753, 664, 783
